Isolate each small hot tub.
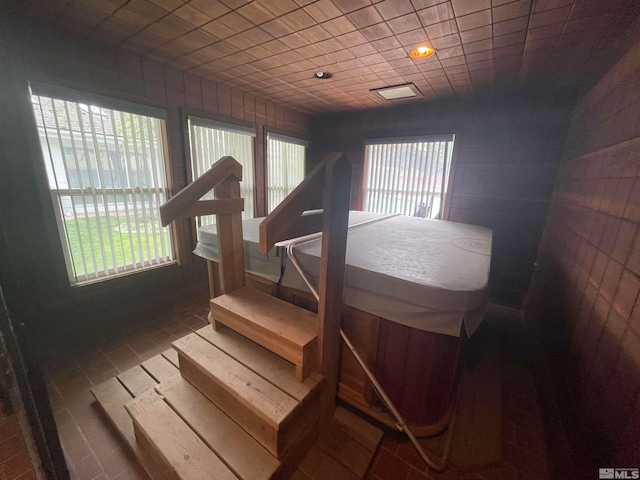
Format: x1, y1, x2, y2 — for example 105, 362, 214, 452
195, 211, 492, 435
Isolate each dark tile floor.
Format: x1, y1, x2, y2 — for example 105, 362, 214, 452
0, 406, 40, 480
43, 296, 551, 480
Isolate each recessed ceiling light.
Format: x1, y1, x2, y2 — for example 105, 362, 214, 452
370, 83, 423, 100
314, 71, 332, 79
410, 45, 435, 59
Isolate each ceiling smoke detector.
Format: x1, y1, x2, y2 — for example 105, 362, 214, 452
314, 71, 332, 79
370, 83, 422, 101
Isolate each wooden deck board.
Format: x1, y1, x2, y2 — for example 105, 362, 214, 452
142, 354, 180, 383
126, 390, 238, 480
92, 377, 137, 446
162, 348, 180, 367
118, 365, 158, 397
91, 377, 168, 480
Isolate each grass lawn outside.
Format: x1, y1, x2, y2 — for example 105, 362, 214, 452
64, 215, 171, 278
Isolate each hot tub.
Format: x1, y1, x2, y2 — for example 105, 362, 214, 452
195, 211, 492, 435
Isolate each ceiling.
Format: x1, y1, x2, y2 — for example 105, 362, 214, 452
7, 0, 640, 114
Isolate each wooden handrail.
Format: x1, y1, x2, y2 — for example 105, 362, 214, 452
259, 152, 346, 254
160, 156, 242, 226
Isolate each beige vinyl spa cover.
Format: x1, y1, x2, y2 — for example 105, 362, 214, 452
194, 211, 492, 337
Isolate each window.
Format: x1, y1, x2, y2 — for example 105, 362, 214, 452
188, 116, 255, 225
31, 90, 174, 284
362, 135, 455, 219
266, 133, 307, 213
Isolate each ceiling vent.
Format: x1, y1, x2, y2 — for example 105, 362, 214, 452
370, 83, 422, 101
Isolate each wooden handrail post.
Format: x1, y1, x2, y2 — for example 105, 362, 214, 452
214, 177, 245, 294
316, 153, 352, 422
159, 155, 245, 296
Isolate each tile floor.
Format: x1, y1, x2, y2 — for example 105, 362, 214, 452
42, 295, 552, 480
0, 408, 40, 480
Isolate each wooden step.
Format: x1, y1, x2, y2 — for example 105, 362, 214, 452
156, 376, 281, 480
173, 327, 322, 460
92, 348, 381, 480
208, 286, 318, 381
125, 389, 238, 480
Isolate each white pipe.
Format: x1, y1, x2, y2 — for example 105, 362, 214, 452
284, 220, 459, 472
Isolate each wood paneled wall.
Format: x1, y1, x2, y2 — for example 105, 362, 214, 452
0, 16, 310, 359
525, 32, 640, 473
311, 97, 573, 306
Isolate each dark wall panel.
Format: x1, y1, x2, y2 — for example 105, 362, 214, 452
311, 97, 573, 305
525, 33, 640, 472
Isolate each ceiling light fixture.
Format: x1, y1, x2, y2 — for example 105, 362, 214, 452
314, 71, 332, 79
370, 83, 423, 101
410, 45, 435, 59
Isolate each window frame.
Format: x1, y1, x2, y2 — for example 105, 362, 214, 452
264, 128, 309, 214
361, 134, 457, 220
29, 83, 177, 286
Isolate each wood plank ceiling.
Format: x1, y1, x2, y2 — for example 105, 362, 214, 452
8, 0, 640, 114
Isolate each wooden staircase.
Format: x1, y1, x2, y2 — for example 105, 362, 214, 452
91, 154, 382, 479
123, 325, 321, 479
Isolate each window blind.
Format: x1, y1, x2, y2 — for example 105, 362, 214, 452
188, 117, 255, 227
363, 137, 454, 219
267, 133, 306, 213
31, 94, 174, 284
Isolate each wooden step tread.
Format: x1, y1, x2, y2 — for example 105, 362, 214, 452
173, 330, 322, 459
92, 353, 180, 448
173, 332, 300, 429
210, 286, 317, 347
125, 390, 238, 480
142, 354, 179, 383
118, 365, 157, 397
156, 376, 281, 480
92, 367, 178, 480
194, 326, 320, 403
210, 286, 318, 381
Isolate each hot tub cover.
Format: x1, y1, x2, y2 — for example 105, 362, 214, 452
194, 211, 492, 337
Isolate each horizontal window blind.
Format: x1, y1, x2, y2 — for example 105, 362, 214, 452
31, 94, 174, 284
267, 133, 306, 213
363, 137, 454, 219
188, 117, 255, 229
